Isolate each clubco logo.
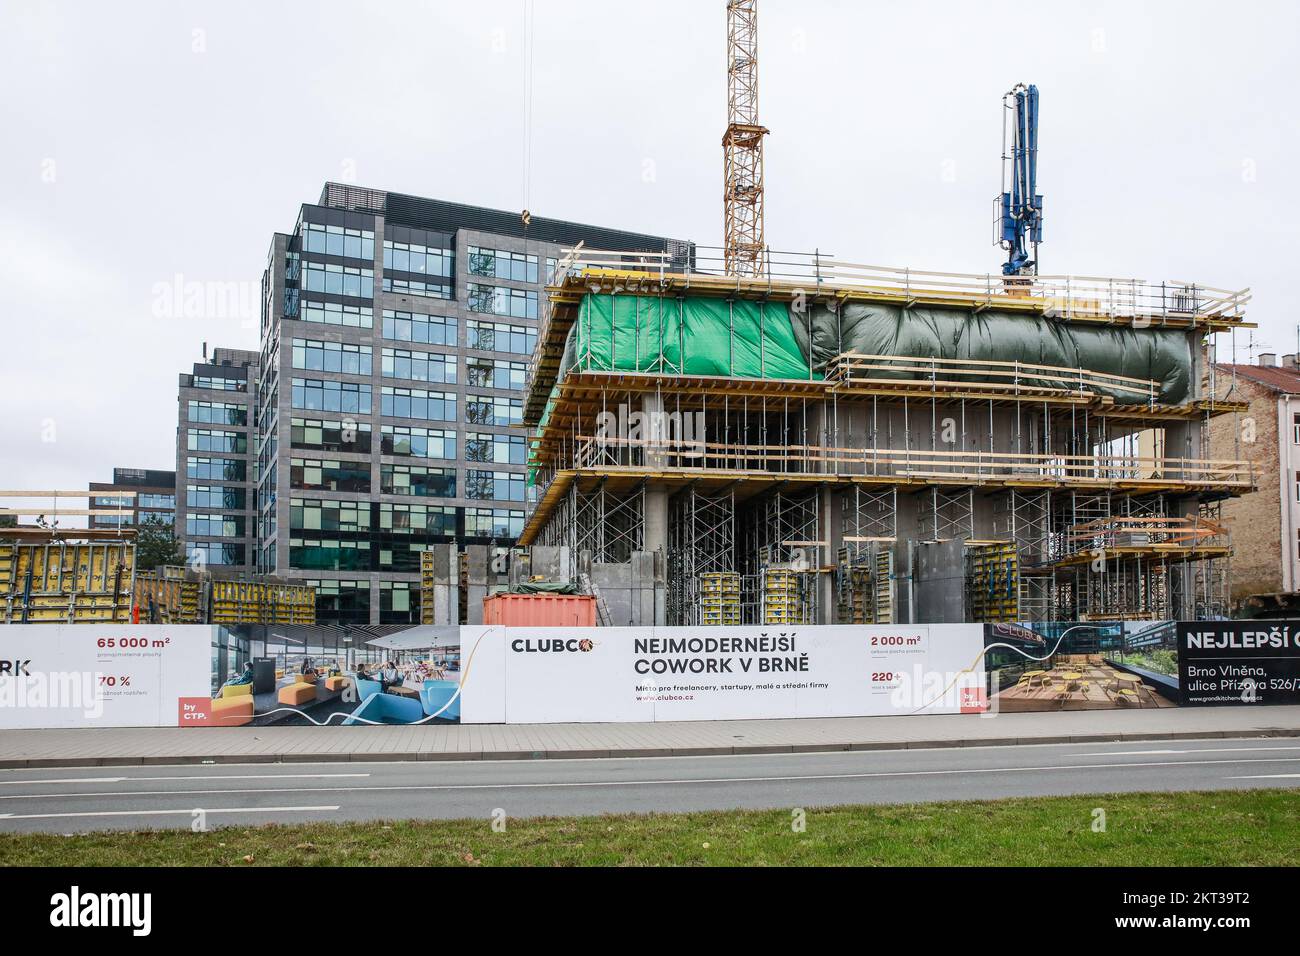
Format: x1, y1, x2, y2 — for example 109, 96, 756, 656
511, 638, 597, 653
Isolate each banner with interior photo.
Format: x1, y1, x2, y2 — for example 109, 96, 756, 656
4, 620, 1298, 729
209, 623, 990, 726
982, 619, 1300, 711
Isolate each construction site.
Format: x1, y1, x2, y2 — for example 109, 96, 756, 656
0, 2, 1258, 633
510, 1, 1256, 628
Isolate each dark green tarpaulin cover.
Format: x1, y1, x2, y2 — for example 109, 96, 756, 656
556, 293, 1193, 405
797, 302, 1192, 404
504, 581, 579, 595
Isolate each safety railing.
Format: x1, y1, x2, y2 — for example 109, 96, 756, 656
826, 353, 1162, 402
547, 245, 1251, 323
564, 436, 1257, 488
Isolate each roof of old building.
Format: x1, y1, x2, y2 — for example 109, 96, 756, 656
1214, 363, 1300, 395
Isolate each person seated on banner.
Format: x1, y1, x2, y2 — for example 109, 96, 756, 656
300, 657, 320, 681
215, 661, 255, 697
379, 660, 403, 692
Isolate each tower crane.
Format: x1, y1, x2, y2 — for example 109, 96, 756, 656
996, 83, 1043, 277
723, 0, 769, 277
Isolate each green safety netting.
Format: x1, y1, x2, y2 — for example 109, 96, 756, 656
566, 293, 816, 380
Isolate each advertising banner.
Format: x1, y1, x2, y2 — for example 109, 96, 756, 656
982, 620, 1181, 712
1177, 620, 1300, 706
459, 624, 987, 724
0, 625, 211, 729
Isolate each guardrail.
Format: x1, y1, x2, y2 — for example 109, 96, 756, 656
826, 353, 1163, 402
563, 436, 1257, 488
547, 245, 1251, 323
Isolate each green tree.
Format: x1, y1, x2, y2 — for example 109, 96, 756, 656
134, 514, 184, 570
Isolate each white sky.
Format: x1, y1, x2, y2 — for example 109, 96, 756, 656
1, 0, 1296, 491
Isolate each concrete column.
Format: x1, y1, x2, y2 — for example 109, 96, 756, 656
644, 486, 668, 557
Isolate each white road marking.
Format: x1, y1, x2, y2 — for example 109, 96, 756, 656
0, 805, 340, 821
1226, 773, 1300, 780
0, 773, 369, 786
0, 775, 371, 790
1080, 747, 1300, 757
1, 755, 1298, 802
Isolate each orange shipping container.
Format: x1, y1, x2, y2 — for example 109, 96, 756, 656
483, 593, 597, 627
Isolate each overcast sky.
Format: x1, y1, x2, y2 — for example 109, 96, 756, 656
1, 0, 1296, 492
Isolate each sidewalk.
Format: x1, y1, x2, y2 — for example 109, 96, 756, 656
2, 705, 1299, 768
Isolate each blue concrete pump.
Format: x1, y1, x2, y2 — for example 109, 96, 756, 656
998, 83, 1043, 276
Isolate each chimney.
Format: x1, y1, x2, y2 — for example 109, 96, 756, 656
1259, 352, 1277, 367
1284, 354, 1300, 370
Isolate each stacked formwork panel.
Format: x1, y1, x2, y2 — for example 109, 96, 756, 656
0, 540, 135, 624
521, 247, 1254, 625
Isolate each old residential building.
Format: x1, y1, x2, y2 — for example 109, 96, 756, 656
1208, 355, 1300, 615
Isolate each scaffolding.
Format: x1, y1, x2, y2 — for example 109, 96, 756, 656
668, 487, 736, 625
522, 249, 1253, 625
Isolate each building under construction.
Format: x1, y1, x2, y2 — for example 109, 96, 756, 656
519, 249, 1254, 625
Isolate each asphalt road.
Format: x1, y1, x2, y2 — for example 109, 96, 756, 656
0, 736, 1297, 834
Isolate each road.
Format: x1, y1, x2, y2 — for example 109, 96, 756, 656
0, 736, 1297, 833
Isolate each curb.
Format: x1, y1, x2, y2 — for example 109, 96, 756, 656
0, 726, 1296, 770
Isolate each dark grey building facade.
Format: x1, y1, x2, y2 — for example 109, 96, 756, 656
174, 347, 259, 569
249, 183, 685, 625
89, 467, 176, 531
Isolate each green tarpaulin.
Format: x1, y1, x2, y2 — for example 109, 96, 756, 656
555, 293, 1193, 406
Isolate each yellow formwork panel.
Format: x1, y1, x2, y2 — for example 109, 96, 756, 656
0, 542, 135, 623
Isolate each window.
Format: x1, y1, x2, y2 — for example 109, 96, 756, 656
137, 510, 173, 524
186, 457, 246, 481
291, 417, 372, 453
465, 394, 522, 426
465, 507, 524, 539
377, 542, 441, 573
302, 261, 373, 298
466, 469, 526, 502
382, 310, 456, 345
188, 542, 244, 566
299, 300, 373, 329
191, 375, 244, 391
466, 431, 526, 465
466, 319, 536, 356
467, 246, 539, 283
382, 276, 453, 300
291, 378, 371, 414
290, 498, 370, 533
290, 458, 371, 493
379, 581, 420, 623
187, 428, 247, 454
381, 386, 456, 422
301, 221, 375, 261
382, 347, 457, 384
138, 493, 176, 509
379, 502, 458, 535
467, 283, 538, 319
380, 425, 455, 459
188, 401, 247, 426
289, 537, 371, 571
383, 239, 454, 278
1293, 412, 1300, 445
292, 338, 372, 375
381, 464, 456, 498
187, 513, 244, 537
466, 357, 526, 391
307, 579, 370, 624
187, 485, 245, 509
